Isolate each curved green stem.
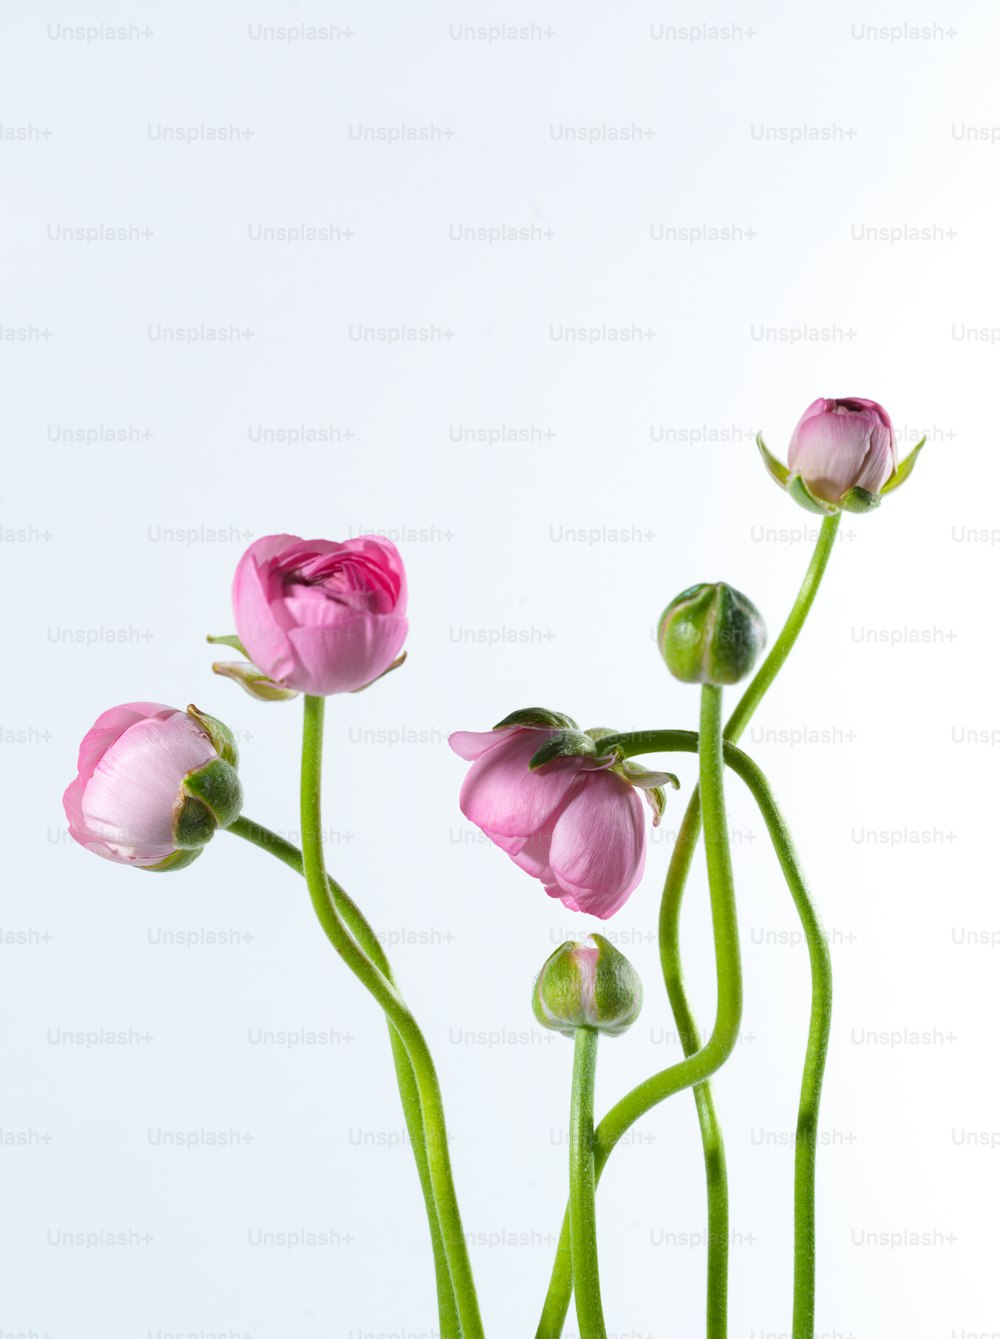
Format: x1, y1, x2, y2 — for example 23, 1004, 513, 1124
657, 511, 840, 1337
298, 695, 483, 1339
226, 815, 460, 1337
536, 724, 744, 1339
569, 1026, 606, 1339
729, 512, 841, 744
659, 809, 729, 1335
697, 686, 736, 1337
536, 731, 830, 1339
736, 759, 832, 1338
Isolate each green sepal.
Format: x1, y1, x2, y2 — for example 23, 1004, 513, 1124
617, 758, 680, 791
658, 582, 767, 686
143, 846, 204, 873
786, 473, 839, 516
212, 662, 299, 703
181, 758, 243, 829
756, 432, 790, 487
351, 652, 408, 693
880, 436, 926, 496
838, 486, 881, 514
616, 759, 679, 826
173, 795, 217, 849
533, 934, 643, 1038
206, 633, 249, 659
493, 707, 578, 732
529, 730, 600, 770
186, 704, 239, 766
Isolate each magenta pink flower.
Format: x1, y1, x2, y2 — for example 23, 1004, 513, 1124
232, 534, 408, 696
449, 726, 648, 919
787, 397, 896, 505
63, 703, 242, 871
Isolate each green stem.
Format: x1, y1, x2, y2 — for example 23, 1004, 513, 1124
298, 695, 483, 1339
657, 511, 841, 1337
727, 512, 841, 744
536, 731, 830, 1339
737, 763, 832, 1338
226, 815, 461, 1337
569, 1027, 606, 1339
697, 685, 736, 1338
536, 725, 744, 1339
659, 813, 729, 1338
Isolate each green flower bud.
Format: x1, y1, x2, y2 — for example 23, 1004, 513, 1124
657, 582, 766, 686
533, 934, 643, 1038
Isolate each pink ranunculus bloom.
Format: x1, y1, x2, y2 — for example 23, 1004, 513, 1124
232, 534, 408, 696
63, 703, 235, 869
787, 397, 896, 505
449, 727, 647, 919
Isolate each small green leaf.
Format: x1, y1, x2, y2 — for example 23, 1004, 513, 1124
212, 663, 299, 703
182, 759, 243, 829
839, 486, 881, 514
206, 633, 249, 658
619, 759, 680, 790
493, 707, 578, 732
787, 473, 839, 516
172, 795, 216, 849
880, 436, 926, 496
529, 730, 598, 769
143, 847, 204, 873
756, 432, 790, 487
187, 704, 241, 764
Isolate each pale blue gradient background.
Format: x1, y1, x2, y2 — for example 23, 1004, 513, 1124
0, 2, 994, 1335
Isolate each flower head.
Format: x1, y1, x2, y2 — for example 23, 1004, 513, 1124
758, 397, 923, 514
232, 534, 408, 696
63, 703, 242, 871
449, 711, 676, 919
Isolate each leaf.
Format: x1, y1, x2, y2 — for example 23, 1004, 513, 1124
786, 473, 839, 516
880, 436, 926, 496
206, 633, 249, 659
529, 730, 598, 769
493, 707, 578, 732
838, 486, 881, 514
756, 432, 790, 487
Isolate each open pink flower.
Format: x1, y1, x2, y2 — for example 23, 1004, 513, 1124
63, 703, 242, 870
232, 534, 408, 696
449, 726, 647, 919
788, 397, 896, 505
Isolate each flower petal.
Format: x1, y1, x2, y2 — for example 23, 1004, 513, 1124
448, 728, 519, 762
458, 729, 584, 839
285, 612, 408, 695
547, 772, 647, 918
79, 712, 216, 863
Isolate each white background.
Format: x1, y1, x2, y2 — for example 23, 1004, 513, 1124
2, 2, 996, 1336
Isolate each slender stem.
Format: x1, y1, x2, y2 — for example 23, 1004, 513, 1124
727, 512, 841, 745
659, 809, 728, 1338
655, 511, 841, 1338
298, 695, 484, 1339
536, 725, 744, 1339
536, 731, 830, 1339
226, 816, 461, 1337
735, 755, 832, 1338
569, 1027, 606, 1339
698, 686, 736, 1338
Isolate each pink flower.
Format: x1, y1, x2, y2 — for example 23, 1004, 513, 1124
232, 534, 408, 696
449, 727, 647, 919
787, 397, 896, 506
63, 703, 242, 871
